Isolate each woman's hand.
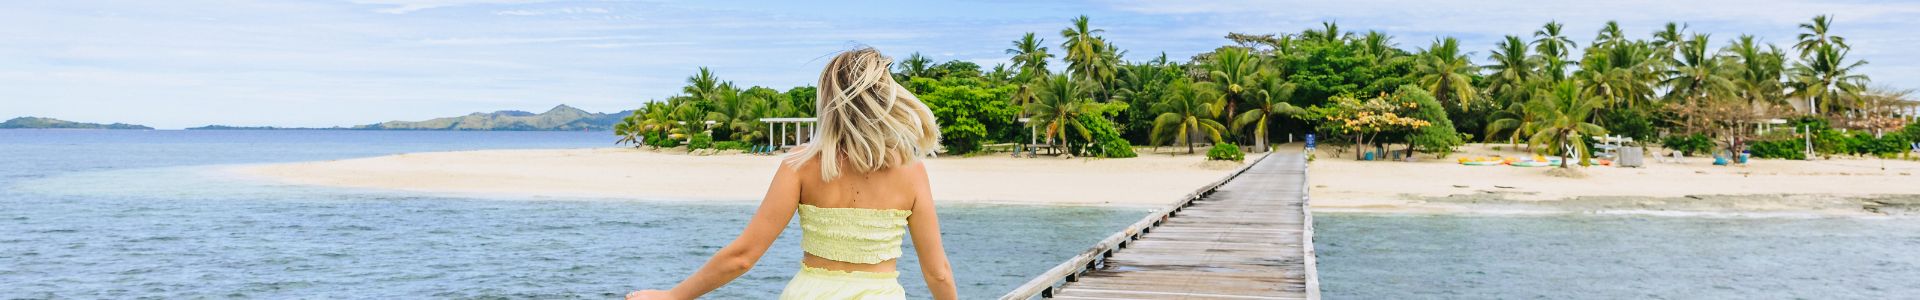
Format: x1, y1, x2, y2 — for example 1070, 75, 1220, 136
625, 290, 672, 300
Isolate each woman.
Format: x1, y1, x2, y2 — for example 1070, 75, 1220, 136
628, 48, 958, 300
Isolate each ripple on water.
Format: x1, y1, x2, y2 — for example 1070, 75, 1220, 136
1315, 213, 1920, 299
5, 180, 1140, 298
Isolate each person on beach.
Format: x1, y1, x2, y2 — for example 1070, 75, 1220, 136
627, 47, 958, 300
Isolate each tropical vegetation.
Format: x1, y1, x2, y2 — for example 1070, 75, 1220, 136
613, 15, 1918, 164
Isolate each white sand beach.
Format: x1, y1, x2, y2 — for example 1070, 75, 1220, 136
1308, 143, 1920, 215
231, 148, 1242, 206
232, 144, 1920, 215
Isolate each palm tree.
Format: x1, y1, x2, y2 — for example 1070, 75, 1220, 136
1006, 32, 1052, 79
1794, 15, 1849, 58
897, 53, 933, 79
639, 101, 676, 137
1152, 79, 1228, 154
1060, 15, 1106, 81
1594, 21, 1628, 49
1085, 38, 1126, 100
613, 112, 642, 146
1414, 37, 1478, 108
1651, 22, 1688, 64
1233, 75, 1303, 152
1006, 32, 1054, 130
1789, 43, 1869, 116
1533, 21, 1577, 81
1528, 81, 1608, 168
700, 83, 768, 141
1533, 21, 1576, 59
683, 67, 724, 102
986, 63, 1014, 84
1484, 35, 1536, 105
1485, 94, 1548, 148
713, 87, 778, 141
1113, 54, 1180, 142
1301, 22, 1349, 44
1578, 40, 1661, 110
1027, 74, 1096, 152
1113, 54, 1178, 105
1662, 34, 1736, 105
1357, 31, 1401, 64
667, 96, 708, 142
1725, 35, 1788, 107
1205, 47, 1264, 128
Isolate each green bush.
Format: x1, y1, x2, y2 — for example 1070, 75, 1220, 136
1747, 139, 1804, 160
912, 77, 1020, 154
1073, 115, 1136, 158
645, 131, 679, 148
711, 141, 752, 151
1399, 86, 1462, 157
1600, 109, 1657, 141
1813, 130, 1853, 155
1853, 132, 1908, 156
1897, 122, 1920, 142
1661, 134, 1714, 156
689, 133, 713, 150
1207, 143, 1245, 161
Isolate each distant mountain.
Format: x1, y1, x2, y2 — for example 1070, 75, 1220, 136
185, 125, 346, 130
0, 117, 152, 130
352, 104, 632, 131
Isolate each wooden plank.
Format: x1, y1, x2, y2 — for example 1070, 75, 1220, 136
998, 152, 1278, 300
1001, 148, 1318, 300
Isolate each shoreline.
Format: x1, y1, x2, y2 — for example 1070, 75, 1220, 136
1307, 143, 1920, 217
227, 147, 1244, 207
226, 144, 1920, 217
1315, 193, 1920, 218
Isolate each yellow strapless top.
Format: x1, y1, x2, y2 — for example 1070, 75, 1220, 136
797, 203, 912, 264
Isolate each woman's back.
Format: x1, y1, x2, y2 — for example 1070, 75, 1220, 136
630, 47, 955, 300
792, 158, 926, 273
796, 158, 921, 211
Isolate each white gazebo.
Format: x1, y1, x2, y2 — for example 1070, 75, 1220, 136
760, 117, 816, 150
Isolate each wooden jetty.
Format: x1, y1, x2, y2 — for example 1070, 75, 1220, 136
1001, 148, 1318, 300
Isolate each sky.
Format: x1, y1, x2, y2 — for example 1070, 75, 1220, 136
4, 0, 1919, 129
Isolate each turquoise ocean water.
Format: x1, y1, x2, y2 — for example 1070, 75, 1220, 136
1315, 213, 1920, 299
0, 130, 1141, 298
5, 130, 1916, 299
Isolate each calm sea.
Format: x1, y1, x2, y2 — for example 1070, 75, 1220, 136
7, 130, 1917, 299
1316, 212, 1920, 299
0, 130, 1142, 299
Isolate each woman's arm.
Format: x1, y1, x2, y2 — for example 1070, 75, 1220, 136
906, 162, 958, 300
633, 162, 803, 300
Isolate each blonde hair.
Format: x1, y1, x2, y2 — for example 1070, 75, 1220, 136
785, 47, 941, 180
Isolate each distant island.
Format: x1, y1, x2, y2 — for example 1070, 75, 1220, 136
1, 117, 153, 130
182, 104, 633, 131
185, 125, 348, 130
350, 104, 632, 131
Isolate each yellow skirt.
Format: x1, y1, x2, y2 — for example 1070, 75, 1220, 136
778, 265, 906, 300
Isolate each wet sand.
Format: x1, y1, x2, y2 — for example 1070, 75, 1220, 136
231, 148, 1242, 206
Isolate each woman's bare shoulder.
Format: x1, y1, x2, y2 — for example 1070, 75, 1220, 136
900, 160, 930, 184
